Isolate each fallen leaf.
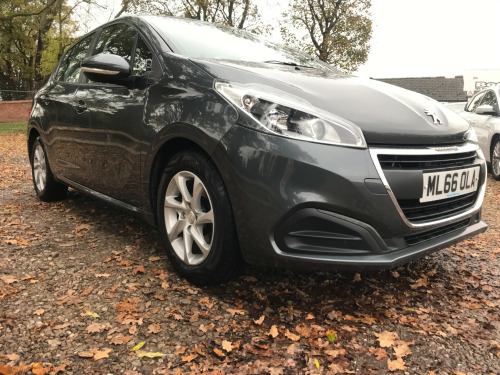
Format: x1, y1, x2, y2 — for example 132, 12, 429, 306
137, 352, 166, 358
78, 351, 94, 358
213, 348, 225, 357
86, 311, 100, 318
226, 308, 245, 316
51, 361, 69, 374
31, 362, 51, 375
189, 313, 199, 323
133, 265, 145, 275
148, 323, 161, 334
375, 331, 399, 348
108, 334, 131, 345
326, 331, 336, 343
0, 275, 18, 284
95, 274, 110, 279
34, 309, 45, 316
410, 278, 428, 289
131, 342, 146, 351
285, 330, 300, 341
222, 340, 234, 352
314, 358, 320, 369
393, 341, 413, 358
6, 353, 20, 361
174, 347, 187, 355
86, 323, 107, 333
199, 323, 215, 332
253, 315, 265, 325
80, 287, 94, 296
149, 256, 160, 261
369, 346, 388, 360
93, 348, 112, 361
324, 349, 347, 358
388, 357, 406, 371
269, 325, 279, 338
181, 354, 198, 362
305, 314, 315, 320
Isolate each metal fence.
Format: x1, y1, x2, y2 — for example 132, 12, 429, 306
0, 81, 41, 101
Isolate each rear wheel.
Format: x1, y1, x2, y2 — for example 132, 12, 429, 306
156, 150, 244, 284
492, 137, 500, 181
31, 138, 68, 201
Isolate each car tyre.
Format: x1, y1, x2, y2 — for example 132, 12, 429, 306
492, 137, 500, 181
31, 138, 68, 201
157, 150, 244, 284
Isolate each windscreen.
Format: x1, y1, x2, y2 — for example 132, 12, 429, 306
142, 16, 336, 71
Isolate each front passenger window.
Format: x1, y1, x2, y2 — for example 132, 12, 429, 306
466, 92, 485, 113
55, 34, 94, 83
94, 24, 136, 63
481, 91, 497, 108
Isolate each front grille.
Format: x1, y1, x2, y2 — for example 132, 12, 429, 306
404, 219, 470, 246
378, 151, 476, 170
372, 146, 483, 226
398, 192, 476, 222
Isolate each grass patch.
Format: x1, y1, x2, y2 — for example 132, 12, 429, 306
0, 122, 26, 133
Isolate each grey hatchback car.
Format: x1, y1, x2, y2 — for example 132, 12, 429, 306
28, 15, 487, 283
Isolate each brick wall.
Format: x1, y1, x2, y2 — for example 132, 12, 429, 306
0, 100, 32, 123
376, 76, 467, 102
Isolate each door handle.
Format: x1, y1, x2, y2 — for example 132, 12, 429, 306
75, 100, 87, 113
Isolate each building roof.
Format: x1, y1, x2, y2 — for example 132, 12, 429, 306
375, 76, 467, 102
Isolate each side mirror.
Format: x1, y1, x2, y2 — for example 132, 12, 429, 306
476, 104, 496, 115
81, 54, 131, 84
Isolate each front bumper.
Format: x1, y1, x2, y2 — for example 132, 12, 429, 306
213, 125, 487, 270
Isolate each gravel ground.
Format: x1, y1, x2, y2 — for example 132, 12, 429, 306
0, 133, 499, 374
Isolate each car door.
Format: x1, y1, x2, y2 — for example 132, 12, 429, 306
73, 23, 158, 207
43, 33, 95, 180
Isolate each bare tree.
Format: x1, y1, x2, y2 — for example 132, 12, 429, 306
282, 0, 372, 72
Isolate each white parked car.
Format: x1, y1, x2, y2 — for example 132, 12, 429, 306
459, 87, 500, 180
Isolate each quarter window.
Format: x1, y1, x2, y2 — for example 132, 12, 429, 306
55, 34, 94, 83
133, 37, 153, 76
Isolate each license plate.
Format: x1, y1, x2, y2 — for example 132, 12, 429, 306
420, 166, 480, 203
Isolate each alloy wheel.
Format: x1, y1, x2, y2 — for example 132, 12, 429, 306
493, 141, 500, 178
163, 171, 214, 266
33, 144, 47, 192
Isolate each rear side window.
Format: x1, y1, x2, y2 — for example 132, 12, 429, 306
94, 24, 136, 63
55, 34, 94, 83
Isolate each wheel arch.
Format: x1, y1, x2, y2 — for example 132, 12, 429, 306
27, 125, 41, 163
148, 136, 224, 225
491, 133, 500, 155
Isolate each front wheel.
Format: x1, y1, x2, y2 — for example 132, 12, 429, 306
492, 138, 500, 181
30, 138, 68, 201
156, 150, 244, 284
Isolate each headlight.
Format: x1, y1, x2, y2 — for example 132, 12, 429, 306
215, 82, 367, 148
464, 126, 478, 144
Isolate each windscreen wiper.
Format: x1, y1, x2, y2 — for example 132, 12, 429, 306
263, 60, 314, 69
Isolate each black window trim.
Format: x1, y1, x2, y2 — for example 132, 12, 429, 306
79, 21, 162, 87
52, 31, 96, 84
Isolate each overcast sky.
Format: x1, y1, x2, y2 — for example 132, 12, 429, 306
356, 0, 500, 78
82, 0, 500, 79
